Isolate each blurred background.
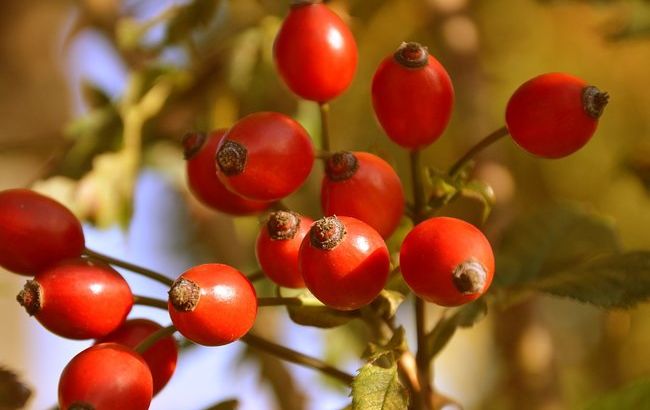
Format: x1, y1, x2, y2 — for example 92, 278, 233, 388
0, 0, 649, 409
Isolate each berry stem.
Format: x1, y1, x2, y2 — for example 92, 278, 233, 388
397, 352, 423, 407
133, 295, 168, 310
409, 149, 434, 409
84, 248, 174, 287
409, 150, 426, 224
247, 271, 266, 283
241, 333, 354, 384
415, 298, 434, 410
134, 325, 177, 355
315, 149, 332, 160
257, 297, 303, 307
270, 201, 290, 212
447, 126, 509, 178
319, 102, 331, 152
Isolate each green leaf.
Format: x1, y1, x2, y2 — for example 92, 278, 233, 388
363, 327, 408, 362
280, 288, 359, 328
351, 359, 409, 410
353, 329, 410, 409
534, 251, 650, 309
585, 378, 650, 410
426, 168, 458, 209
61, 106, 122, 178
369, 290, 406, 319
287, 305, 359, 328
438, 183, 494, 226
203, 399, 239, 410
494, 204, 620, 289
425, 299, 487, 360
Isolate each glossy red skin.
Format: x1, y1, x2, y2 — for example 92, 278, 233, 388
0, 189, 85, 275
400, 217, 495, 306
506, 73, 598, 158
217, 112, 315, 201
321, 152, 404, 238
299, 216, 390, 311
59, 343, 153, 410
30, 258, 133, 339
95, 319, 178, 395
168, 264, 257, 346
186, 129, 272, 215
274, 3, 358, 102
256, 214, 313, 288
371, 54, 454, 149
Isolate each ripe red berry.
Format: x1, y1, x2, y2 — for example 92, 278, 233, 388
400, 217, 495, 307
0, 189, 85, 275
59, 343, 153, 410
321, 151, 404, 238
256, 211, 313, 288
184, 130, 272, 215
371, 42, 454, 149
96, 319, 178, 396
299, 216, 390, 311
216, 112, 315, 201
274, 1, 358, 102
168, 264, 257, 346
16, 258, 133, 339
505, 72, 609, 158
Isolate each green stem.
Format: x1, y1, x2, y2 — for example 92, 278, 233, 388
135, 325, 177, 355
315, 149, 332, 160
134, 295, 168, 310
416, 298, 434, 410
319, 102, 331, 152
409, 149, 434, 409
409, 150, 426, 224
84, 248, 174, 287
447, 126, 509, 177
257, 297, 303, 307
269, 201, 290, 212
247, 271, 266, 283
241, 333, 353, 384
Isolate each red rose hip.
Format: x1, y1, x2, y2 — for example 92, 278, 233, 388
256, 211, 313, 288
321, 151, 404, 238
16, 258, 133, 339
216, 112, 315, 201
168, 264, 257, 346
299, 216, 390, 311
0, 189, 85, 275
400, 217, 495, 306
505, 72, 609, 158
372, 42, 454, 149
184, 130, 272, 215
96, 319, 178, 395
274, 1, 358, 102
59, 343, 153, 410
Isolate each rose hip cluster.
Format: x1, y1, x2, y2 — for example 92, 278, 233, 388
0, 1, 608, 409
